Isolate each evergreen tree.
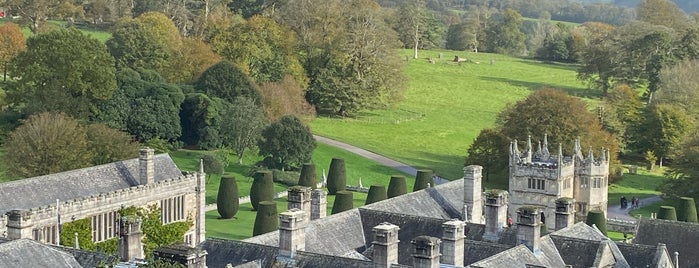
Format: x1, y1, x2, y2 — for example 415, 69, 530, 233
331, 191, 353, 214
250, 171, 274, 211
252, 201, 279, 236
217, 176, 240, 219
298, 163, 317, 189
678, 197, 698, 222
327, 158, 346, 195
365, 185, 388, 205
413, 169, 433, 192
387, 175, 408, 198
658, 206, 678, 221
257, 115, 316, 170
585, 210, 607, 235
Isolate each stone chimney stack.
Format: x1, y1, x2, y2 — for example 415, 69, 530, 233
278, 208, 307, 258
440, 219, 465, 267
5, 210, 34, 240
483, 189, 508, 242
555, 198, 576, 231
516, 206, 542, 254
153, 244, 208, 268
118, 216, 144, 262
139, 148, 155, 185
411, 236, 441, 268
372, 222, 400, 268
287, 186, 312, 219
463, 165, 484, 224
310, 189, 327, 220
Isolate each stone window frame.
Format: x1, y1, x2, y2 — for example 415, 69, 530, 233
91, 211, 118, 243
527, 178, 546, 191
161, 195, 186, 224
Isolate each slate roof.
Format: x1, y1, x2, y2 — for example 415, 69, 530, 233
201, 238, 374, 268
551, 236, 604, 268
52, 246, 118, 267
616, 242, 661, 268
362, 179, 465, 219
0, 239, 83, 268
633, 218, 699, 268
463, 240, 511, 265
468, 244, 543, 268
0, 154, 182, 215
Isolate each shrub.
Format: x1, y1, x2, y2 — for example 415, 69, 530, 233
657, 206, 677, 221
413, 169, 433, 192
332, 191, 353, 214
678, 197, 698, 223
387, 175, 407, 198
217, 176, 240, 219
202, 154, 224, 175
327, 158, 346, 195
365, 185, 387, 205
271, 169, 299, 186
250, 170, 275, 211
585, 210, 607, 235
252, 201, 278, 236
298, 163, 317, 189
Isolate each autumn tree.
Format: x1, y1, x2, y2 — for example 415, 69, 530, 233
258, 115, 316, 170
169, 38, 220, 83
0, 22, 25, 81
258, 75, 315, 121
7, 28, 116, 119
600, 84, 643, 151
220, 97, 268, 164
655, 59, 699, 119
637, 0, 692, 31
3, 0, 60, 33
661, 133, 699, 200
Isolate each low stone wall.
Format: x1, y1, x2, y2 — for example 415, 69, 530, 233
607, 218, 637, 234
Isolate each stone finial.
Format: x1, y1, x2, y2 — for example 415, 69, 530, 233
587, 146, 594, 161
542, 134, 549, 157
599, 147, 606, 162
199, 158, 205, 174
74, 232, 80, 249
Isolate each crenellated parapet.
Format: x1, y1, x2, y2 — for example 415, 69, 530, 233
510, 135, 574, 179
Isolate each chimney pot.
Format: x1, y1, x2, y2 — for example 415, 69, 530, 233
516, 206, 542, 254
372, 222, 400, 268
441, 219, 465, 266
139, 148, 155, 185
411, 236, 441, 268
278, 208, 307, 258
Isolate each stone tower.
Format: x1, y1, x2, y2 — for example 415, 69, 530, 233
509, 135, 607, 228
463, 165, 483, 224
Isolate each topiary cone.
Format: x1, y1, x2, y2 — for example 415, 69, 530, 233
365, 185, 388, 205
387, 175, 407, 198
585, 210, 607, 235
252, 201, 279, 236
678, 197, 698, 223
657, 206, 677, 221
331, 190, 353, 214
217, 176, 239, 219
298, 163, 317, 189
250, 170, 275, 211
413, 169, 434, 192
327, 158, 346, 195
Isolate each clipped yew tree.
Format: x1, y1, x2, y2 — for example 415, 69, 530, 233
327, 158, 346, 195
365, 185, 388, 205
585, 210, 607, 235
678, 197, 698, 223
657, 206, 677, 221
217, 176, 239, 219
250, 170, 274, 211
332, 191, 353, 214
298, 163, 317, 188
413, 169, 434, 192
387, 175, 407, 198
252, 201, 278, 236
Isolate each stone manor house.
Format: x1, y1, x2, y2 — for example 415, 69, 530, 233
0, 148, 206, 248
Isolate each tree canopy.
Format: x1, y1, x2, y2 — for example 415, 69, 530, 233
0, 22, 25, 81
258, 115, 316, 170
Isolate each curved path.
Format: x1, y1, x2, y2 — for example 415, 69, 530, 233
314, 135, 662, 221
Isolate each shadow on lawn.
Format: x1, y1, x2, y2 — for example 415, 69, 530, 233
479, 76, 602, 99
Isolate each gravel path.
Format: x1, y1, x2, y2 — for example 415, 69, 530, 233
607, 195, 662, 221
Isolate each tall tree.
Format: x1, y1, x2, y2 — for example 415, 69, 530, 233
3, 0, 60, 33
193, 61, 262, 104
629, 104, 693, 163
637, 0, 691, 31
257, 115, 316, 170
0, 22, 25, 81
220, 97, 268, 164
397, 0, 426, 59
661, 132, 699, 201
484, 8, 526, 55
465, 128, 509, 181
7, 28, 116, 119
600, 84, 643, 152
85, 123, 140, 166
655, 59, 699, 119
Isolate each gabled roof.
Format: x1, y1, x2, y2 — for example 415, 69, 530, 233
0, 154, 182, 215
616, 242, 661, 268
201, 238, 374, 268
0, 239, 83, 268
549, 222, 607, 241
362, 179, 465, 219
633, 218, 699, 267
468, 244, 544, 268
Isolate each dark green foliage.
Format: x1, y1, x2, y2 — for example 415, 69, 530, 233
413, 169, 433, 192
253, 201, 278, 236
365, 185, 388, 205
630, 104, 693, 160
678, 197, 698, 222
585, 210, 607, 235
228, 0, 266, 19
465, 129, 509, 181
94, 238, 118, 254
257, 115, 316, 171
327, 158, 346, 195
658, 206, 678, 221
179, 93, 224, 149
194, 61, 261, 105
331, 191, 354, 214
387, 175, 408, 198
484, 9, 526, 55
119, 205, 193, 256
217, 176, 240, 219
60, 218, 95, 250
250, 171, 275, 211
271, 169, 299, 186
202, 154, 224, 175
298, 163, 317, 189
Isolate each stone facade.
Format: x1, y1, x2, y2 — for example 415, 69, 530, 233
508, 135, 609, 229
0, 148, 206, 248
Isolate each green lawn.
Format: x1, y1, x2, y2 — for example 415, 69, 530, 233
1, 19, 112, 42
630, 198, 681, 219
310, 49, 591, 183
608, 168, 664, 206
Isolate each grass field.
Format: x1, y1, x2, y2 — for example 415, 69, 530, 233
1, 19, 112, 42
311, 49, 592, 182
608, 168, 664, 206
